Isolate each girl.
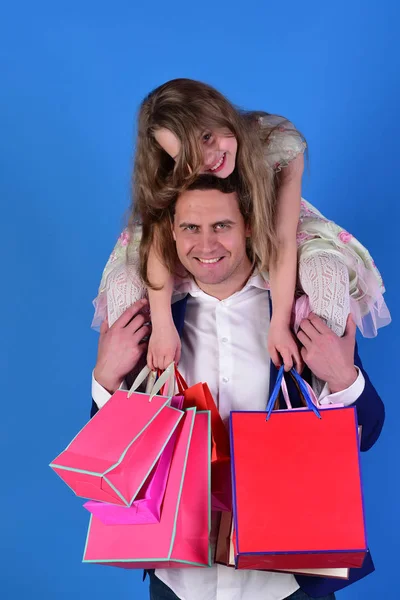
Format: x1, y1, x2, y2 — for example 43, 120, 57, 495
92, 79, 391, 372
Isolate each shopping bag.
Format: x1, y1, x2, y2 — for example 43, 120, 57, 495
175, 368, 231, 511
50, 365, 183, 506
83, 393, 184, 524
82, 408, 211, 569
215, 511, 349, 580
230, 366, 367, 570
215, 510, 236, 567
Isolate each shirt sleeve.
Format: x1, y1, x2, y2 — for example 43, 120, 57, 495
317, 367, 365, 406
91, 372, 128, 410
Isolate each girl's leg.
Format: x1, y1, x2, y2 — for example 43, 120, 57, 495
298, 251, 350, 337
106, 262, 147, 327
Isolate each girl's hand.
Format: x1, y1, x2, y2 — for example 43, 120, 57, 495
147, 320, 182, 372
268, 317, 303, 372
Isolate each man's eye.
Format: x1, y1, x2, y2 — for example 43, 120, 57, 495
215, 223, 228, 231
185, 225, 198, 232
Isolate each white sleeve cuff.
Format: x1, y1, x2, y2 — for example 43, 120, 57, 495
318, 367, 365, 407
91, 372, 128, 410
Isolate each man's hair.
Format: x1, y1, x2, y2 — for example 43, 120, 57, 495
187, 173, 239, 194
169, 173, 252, 226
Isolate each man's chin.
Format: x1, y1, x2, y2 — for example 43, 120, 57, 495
193, 272, 227, 286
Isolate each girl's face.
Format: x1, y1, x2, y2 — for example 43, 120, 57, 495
154, 128, 238, 178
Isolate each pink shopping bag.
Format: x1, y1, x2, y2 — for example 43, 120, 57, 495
82, 408, 211, 569
83, 394, 184, 524
50, 365, 183, 506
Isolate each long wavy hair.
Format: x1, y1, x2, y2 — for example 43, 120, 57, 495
128, 78, 303, 285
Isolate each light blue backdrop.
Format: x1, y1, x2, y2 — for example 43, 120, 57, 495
1, 1, 398, 598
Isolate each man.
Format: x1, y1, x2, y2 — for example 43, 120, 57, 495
92, 175, 384, 600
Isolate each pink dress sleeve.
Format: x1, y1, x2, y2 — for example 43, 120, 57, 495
260, 114, 307, 173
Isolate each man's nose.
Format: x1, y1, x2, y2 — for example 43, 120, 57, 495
197, 230, 219, 254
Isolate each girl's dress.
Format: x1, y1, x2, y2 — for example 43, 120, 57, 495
92, 116, 391, 338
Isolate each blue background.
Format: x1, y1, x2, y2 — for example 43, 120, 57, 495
1, 1, 398, 598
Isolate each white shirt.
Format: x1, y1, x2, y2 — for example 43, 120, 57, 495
92, 272, 365, 600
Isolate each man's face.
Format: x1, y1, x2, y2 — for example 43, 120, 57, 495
172, 188, 252, 297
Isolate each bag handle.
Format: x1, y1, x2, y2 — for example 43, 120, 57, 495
174, 366, 188, 393
127, 363, 175, 401
145, 370, 157, 394
157, 365, 180, 397
280, 376, 292, 409
280, 372, 319, 410
266, 366, 321, 420
127, 365, 152, 397
149, 363, 175, 401
153, 365, 187, 396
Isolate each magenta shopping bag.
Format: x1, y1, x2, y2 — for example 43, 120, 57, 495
84, 393, 184, 525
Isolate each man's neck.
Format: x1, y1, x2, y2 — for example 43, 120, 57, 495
194, 259, 254, 301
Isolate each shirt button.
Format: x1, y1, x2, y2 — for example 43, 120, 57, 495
222, 377, 229, 383
221, 337, 228, 343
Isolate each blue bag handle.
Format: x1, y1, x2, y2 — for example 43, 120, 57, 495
266, 366, 321, 421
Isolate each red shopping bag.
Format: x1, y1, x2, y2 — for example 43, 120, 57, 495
175, 368, 231, 511
50, 365, 183, 506
83, 408, 211, 569
215, 511, 349, 580
230, 367, 367, 571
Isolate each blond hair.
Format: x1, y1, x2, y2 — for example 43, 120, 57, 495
129, 78, 300, 284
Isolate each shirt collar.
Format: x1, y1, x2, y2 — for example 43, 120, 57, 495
173, 270, 269, 298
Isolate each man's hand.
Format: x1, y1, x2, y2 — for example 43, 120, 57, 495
94, 299, 151, 394
296, 313, 358, 393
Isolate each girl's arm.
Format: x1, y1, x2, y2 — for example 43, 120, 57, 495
268, 153, 303, 370
146, 243, 181, 371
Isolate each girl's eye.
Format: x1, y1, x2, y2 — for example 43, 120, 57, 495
202, 132, 212, 143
